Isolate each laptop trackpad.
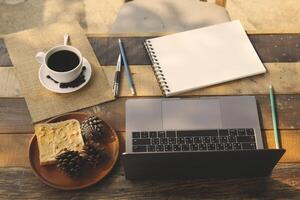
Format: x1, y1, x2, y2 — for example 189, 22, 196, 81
162, 99, 222, 130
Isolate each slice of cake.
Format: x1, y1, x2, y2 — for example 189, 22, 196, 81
35, 119, 85, 166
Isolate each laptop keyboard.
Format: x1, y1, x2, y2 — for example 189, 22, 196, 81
131, 129, 257, 152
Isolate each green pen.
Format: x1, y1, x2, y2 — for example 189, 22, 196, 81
269, 85, 280, 149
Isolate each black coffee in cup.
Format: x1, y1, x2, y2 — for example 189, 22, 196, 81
47, 50, 80, 72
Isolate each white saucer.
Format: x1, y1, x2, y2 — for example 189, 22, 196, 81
39, 57, 92, 93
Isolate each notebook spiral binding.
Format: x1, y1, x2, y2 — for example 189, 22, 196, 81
144, 40, 170, 95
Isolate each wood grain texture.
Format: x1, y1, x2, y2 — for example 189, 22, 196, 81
249, 34, 300, 62
84, 32, 300, 37
102, 63, 300, 96
0, 38, 12, 66
0, 164, 299, 199
1, 63, 300, 98
0, 34, 300, 66
1, 130, 299, 167
0, 134, 31, 167
69, 34, 300, 64
0, 68, 21, 97
0, 98, 33, 133
86, 95, 300, 132
88, 37, 152, 66
1, 95, 299, 134
264, 130, 300, 162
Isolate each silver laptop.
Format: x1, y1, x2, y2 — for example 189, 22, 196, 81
125, 96, 264, 153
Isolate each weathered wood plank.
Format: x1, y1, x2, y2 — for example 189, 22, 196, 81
0, 134, 31, 167
1, 130, 299, 167
0, 38, 12, 66
89, 37, 152, 66
264, 130, 300, 162
0, 98, 33, 133
84, 32, 300, 37
103, 63, 300, 96
1, 94, 300, 134
85, 95, 300, 132
248, 34, 300, 63
0, 34, 300, 66
1, 63, 300, 98
92, 34, 300, 64
0, 68, 21, 97
0, 164, 299, 199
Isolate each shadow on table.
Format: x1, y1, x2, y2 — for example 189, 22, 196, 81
6, 163, 297, 199
72, 162, 300, 199
122, 177, 300, 199
0, 0, 87, 35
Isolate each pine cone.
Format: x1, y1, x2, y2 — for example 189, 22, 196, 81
83, 143, 106, 168
56, 150, 84, 178
81, 116, 104, 143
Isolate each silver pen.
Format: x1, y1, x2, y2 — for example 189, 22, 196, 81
118, 39, 136, 95
113, 54, 122, 97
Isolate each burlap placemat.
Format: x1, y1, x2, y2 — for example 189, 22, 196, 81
5, 22, 114, 122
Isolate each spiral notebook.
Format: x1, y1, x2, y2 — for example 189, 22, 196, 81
144, 20, 266, 96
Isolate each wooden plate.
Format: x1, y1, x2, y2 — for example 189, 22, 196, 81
28, 112, 119, 190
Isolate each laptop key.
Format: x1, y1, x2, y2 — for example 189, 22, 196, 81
194, 137, 202, 143
229, 129, 237, 136
141, 132, 149, 138
203, 137, 210, 143
224, 143, 233, 150
160, 138, 168, 144
132, 132, 140, 138
182, 144, 190, 151
237, 136, 255, 143
177, 138, 185, 144
165, 145, 173, 151
238, 129, 246, 136
211, 136, 219, 143
242, 143, 256, 150
199, 144, 207, 150
156, 145, 164, 152
158, 131, 165, 138
207, 144, 216, 150
220, 136, 228, 143
147, 145, 155, 152
233, 143, 242, 150
152, 138, 160, 145
185, 137, 193, 144
168, 138, 176, 144
133, 139, 151, 145
228, 136, 236, 143
191, 144, 199, 151
133, 145, 146, 152
219, 129, 229, 136
177, 130, 218, 137
149, 131, 157, 138
246, 128, 255, 136
216, 143, 224, 150
173, 145, 181, 151
166, 131, 176, 137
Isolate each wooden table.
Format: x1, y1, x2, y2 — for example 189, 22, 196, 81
0, 33, 300, 199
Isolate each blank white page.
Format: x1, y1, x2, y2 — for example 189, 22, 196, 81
145, 20, 266, 96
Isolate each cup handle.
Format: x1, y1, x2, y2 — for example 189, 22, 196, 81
35, 52, 45, 65
64, 34, 69, 46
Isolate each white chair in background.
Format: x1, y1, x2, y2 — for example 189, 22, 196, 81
111, 0, 230, 33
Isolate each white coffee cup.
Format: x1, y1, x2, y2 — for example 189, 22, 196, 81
35, 35, 83, 83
